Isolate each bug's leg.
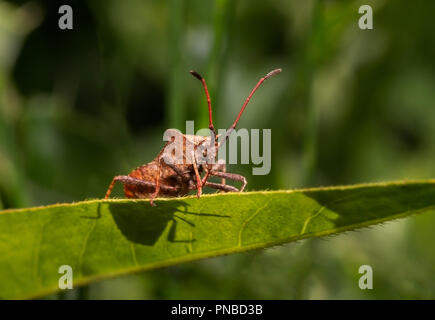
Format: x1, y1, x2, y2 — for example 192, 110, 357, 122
105, 175, 156, 199
201, 159, 226, 188
201, 166, 210, 186
105, 176, 119, 199
104, 175, 176, 199
215, 160, 226, 185
204, 182, 239, 193
192, 159, 203, 198
208, 171, 247, 192
149, 164, 162, 207
221, 164, 226, 185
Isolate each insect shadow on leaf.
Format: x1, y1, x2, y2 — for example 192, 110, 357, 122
80, 202, 103, 219
108, 200, 230, 246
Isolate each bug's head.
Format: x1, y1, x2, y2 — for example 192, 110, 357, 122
190, 134, 220, 166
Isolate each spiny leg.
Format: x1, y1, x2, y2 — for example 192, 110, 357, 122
201, 166, 210, 186
105, 177, 119, 199
149, 163, 162, 206
105, 176, 157, 199
216, 160, 226, 185
208, 171, 247, 191
104, 175, 176, 199
203, 161, 226, 192
191, 152, 203, 198
204, 182, 239, 193
201, 159, 225, 185
221, 165, 226, 185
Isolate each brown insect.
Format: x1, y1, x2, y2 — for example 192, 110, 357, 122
104, 68, 282, 206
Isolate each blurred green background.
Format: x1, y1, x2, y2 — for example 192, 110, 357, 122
0, 0, 434, 299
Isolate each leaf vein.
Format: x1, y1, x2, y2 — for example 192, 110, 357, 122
76, 219, 97, 277
238, 198, 271, 247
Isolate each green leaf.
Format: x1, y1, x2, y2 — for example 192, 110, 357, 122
0, 180, 434, 299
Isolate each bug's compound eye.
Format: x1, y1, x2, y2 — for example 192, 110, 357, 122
203, 149, 207, 158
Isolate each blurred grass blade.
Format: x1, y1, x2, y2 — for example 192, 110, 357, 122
167, 0, 185, 130
0, 180, 434, 299
196, 0, 235, 129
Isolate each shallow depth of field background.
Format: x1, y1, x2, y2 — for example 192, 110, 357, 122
1, 0, 434, 299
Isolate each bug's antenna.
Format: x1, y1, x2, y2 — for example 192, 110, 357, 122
219, 68, 282, 147
190, 70, 216, 138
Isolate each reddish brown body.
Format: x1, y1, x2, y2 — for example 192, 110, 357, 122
123, 139, 195, 199
104, 68, 281, 206
124, 162, 188, 199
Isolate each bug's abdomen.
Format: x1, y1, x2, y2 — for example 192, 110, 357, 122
123, 162, 188, 199
123, 164, 155, 198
